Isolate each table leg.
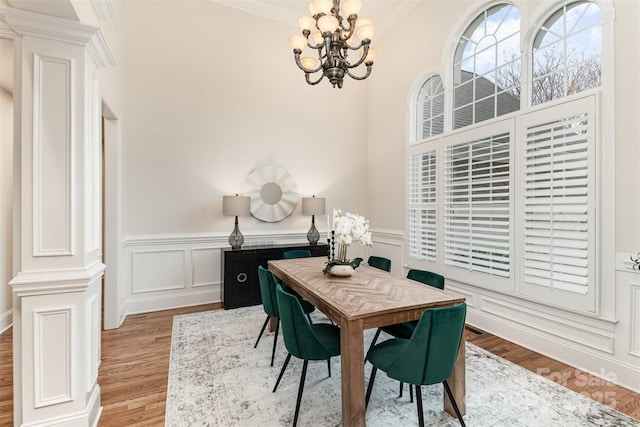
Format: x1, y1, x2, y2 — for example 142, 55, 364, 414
268, 317, 277, 332
444, 334, 466, 416
340, 319, 366, 427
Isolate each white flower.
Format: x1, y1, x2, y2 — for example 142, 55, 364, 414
332, 209, 372, 248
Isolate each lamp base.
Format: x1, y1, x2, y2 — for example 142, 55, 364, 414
307, 215, 320, 246
229, 216, 244, 250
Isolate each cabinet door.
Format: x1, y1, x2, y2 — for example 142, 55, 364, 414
224, 253, 261, 309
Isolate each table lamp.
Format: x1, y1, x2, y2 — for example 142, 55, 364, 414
301, 195, 325, 245
223, 194, 250, 249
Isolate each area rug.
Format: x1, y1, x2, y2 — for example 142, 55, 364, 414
165, 306, 638, 426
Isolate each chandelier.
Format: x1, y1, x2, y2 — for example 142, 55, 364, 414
288, 0, 377, 88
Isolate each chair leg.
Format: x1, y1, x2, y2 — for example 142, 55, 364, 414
399, 382, 403, 397
293, 360, 309, 427
270, 318, 279, 367
443, 380, 466, 427
273, 353, 292, 393
410, 384, 414, 402
254, 315, 270, 348
415, 385, 424, 427
365, 366, 378, 408
327, 359, 331, 377
306, 313, 313, 324
365, 329, 382, 362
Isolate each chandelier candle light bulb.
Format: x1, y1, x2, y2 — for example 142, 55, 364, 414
289, 0, 377, 88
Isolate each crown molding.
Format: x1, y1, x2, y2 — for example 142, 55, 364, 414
212, 0, 421, 39
213, 0, 298, 27
0, 6, 115, 67
90, 0, 115, 20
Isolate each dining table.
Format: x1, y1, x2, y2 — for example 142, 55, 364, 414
268, 257, 466, 427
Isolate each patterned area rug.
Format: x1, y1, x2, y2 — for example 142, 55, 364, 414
166, 306, 638, 426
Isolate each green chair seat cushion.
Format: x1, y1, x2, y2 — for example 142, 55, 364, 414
380, 321, 417, 340
367, 338, 408, 373
276, 284, 341, 361
309, 323, 341, 357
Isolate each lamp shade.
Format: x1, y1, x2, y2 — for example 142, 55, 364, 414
302, 196, 326, 215
318, 15, 339, 33
223, 195, 250, 216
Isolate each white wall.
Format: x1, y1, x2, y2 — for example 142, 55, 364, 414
366, 0, 640, 393
121, 1, 369, 236
0, 35, 12, 333
116, 1, 371, 313
613, 0, 640, 253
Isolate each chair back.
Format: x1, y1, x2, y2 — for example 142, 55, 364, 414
386, 303, 466, 385
275, 284, 334, 361
407, 269, 445, 290
368, 256, 391, 272
283, 249, 312, 259
258, 266, 279, 318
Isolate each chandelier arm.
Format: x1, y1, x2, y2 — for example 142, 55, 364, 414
338, 15, 357, 36
344, 43, 371, 69
294, 49, 323, 74
305, 72, 325, 85
345, 62, 373, 81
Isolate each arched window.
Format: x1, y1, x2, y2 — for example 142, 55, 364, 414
452, 4, 521, 129
415, 75, 444, 141
532, 1, 602, 105
408, 1, 607, 312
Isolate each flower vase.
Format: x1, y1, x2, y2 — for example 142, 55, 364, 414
328, 264, 355, 277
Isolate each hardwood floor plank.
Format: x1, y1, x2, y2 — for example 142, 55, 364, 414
0, 304, 638, 426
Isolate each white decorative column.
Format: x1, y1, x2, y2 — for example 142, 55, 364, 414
0, 8, 114, 426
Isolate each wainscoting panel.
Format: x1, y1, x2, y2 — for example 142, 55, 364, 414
480, 296, 614, 354
85, 293, 100, 391
369, 229, 404, 277
192, 247, 221, 288
33, 307, 72, 408
33, 54, 73, 257
123, 232, 309, 315
631, 283, 640, 357
131, 249, 187, 294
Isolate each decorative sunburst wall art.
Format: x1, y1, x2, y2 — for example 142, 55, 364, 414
244, 165, 299, 222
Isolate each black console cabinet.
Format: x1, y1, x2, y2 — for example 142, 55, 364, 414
221, 243, 328, 309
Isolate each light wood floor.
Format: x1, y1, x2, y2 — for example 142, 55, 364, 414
0, 304, 638, 426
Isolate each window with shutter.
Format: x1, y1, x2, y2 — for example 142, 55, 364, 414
408, 151, 437, 262
519, 95, 596, 310
443, 129, 511, 284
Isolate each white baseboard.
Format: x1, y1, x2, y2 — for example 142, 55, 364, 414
0, 309, 12, 334
467, 308, 640, 395
125, 287, 221, 315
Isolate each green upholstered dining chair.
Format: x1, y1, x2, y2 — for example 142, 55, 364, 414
365, 303, 467, 427
407, 268, 445, 290
367, 269, 445, 351
282, 249, 312, 259
254, 266, 315, 367
367, 255, 392, 272
366, 269, 446, 400
273, 284, 341, 427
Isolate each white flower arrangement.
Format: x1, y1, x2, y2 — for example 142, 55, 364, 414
324, 209, 372, 274
333, 209, 372, 248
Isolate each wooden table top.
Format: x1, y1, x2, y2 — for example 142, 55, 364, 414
268, 257, 465, 328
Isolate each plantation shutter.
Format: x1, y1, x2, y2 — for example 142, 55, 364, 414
521, 98, 594, 295
408, 151, 437, 261
444, 133, 510, 277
